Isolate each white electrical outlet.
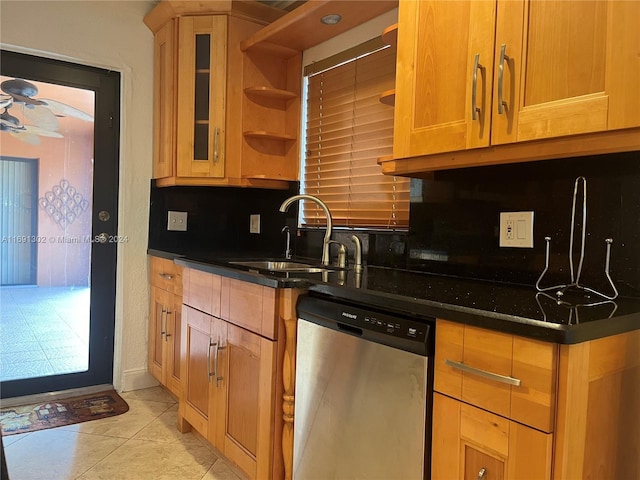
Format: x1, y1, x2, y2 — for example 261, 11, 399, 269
499, 211, 534, 248
250, 214, 261, 234
167, 211, 188, 231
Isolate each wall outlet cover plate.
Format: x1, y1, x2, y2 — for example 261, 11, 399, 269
167, 211, 188, 231
250, 214, 261, 234
499, 211, 534, 248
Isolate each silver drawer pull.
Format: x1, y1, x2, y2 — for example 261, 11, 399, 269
444, 359, 521, 386
478, 467, 486, 479
158, 273, 174, 280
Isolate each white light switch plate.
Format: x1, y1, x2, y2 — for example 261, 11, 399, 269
167, 211, 188, 231
499, 211, 534, 248
250, 214, 261, 234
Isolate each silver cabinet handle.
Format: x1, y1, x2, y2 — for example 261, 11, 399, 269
214, 342, 226, 386
158, 273, 174, 280
497, 44, 510, 114
478, 467, 487, 479
213, 126, 220, 163
207, 340, 216, 382
160, 307, 167, 339
471, 53, 484, 120
444, 359, 521, 386
164, 310, 172, 341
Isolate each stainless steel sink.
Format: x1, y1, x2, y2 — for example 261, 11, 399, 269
229, 260, 331, 273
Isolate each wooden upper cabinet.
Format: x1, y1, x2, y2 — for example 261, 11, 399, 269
152, 19, 176, 179
394, 0, 497, 157
393, 0, 640, 161
175, 16, 227, 179
494, 0, 640, 144
145, 2, 295, 189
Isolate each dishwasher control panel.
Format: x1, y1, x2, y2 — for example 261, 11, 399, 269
298, 294, 433, 356
361, 314, 428, 343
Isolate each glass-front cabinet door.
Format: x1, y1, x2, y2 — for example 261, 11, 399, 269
176, 15, 227, 178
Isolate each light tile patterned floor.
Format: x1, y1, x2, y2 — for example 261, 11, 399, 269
3, 386, 246, 480
0, 286, 89, 382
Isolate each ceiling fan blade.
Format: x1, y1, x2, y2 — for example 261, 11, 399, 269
40, 98, 94, 122
21, 124, 64, 138
9, 129, 41, 145
22, 104, 60, 131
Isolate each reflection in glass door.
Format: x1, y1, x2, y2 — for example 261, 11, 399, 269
0, 51, 120, 399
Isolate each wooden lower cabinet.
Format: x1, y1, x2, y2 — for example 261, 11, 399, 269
149, 257, 183, 398
180, 305, 215, 437
433, 319, 640, 479
214, 322, 278, 480
179, 270, 298, 480
432, 392, 553, 480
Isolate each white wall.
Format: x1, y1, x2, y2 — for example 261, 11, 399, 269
0, 0, 157, 392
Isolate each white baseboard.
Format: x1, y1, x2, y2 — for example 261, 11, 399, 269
120, 368, 159, 392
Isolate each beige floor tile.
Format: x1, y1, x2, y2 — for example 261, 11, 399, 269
57, 398, 173, 439
203, 458, 247, 480
132, 407, 203, 446
4, 428, 126, 480
119, 386, 177, 405
76, 438, 217, 480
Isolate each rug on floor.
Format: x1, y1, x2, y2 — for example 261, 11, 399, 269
0, 390, 129, 435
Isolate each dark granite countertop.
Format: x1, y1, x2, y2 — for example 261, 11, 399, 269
150, 249, 640, 345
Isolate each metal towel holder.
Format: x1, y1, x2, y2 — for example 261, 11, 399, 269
535, 176, 619, 302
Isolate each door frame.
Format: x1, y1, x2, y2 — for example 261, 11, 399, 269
0, 50, 120, 398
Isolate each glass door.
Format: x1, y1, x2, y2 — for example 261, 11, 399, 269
0, 51, 120, 399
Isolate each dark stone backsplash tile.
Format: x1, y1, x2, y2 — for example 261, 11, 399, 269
408, 151, 640, 297
147, 151, 640, 299
148, 181, 299, 258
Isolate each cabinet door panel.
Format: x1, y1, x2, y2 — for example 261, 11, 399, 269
149, 286, 169, 382
432, 393, 553, 480
220, 322, 277, 480
516, 0, 609, 140
394, 0, 496, 157
176, 15, 227, 178
182, 305, 212, 436
152, 20, 176, 179
166, 295, 182, 397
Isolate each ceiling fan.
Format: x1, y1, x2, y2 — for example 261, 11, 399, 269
0, 78, 93, 145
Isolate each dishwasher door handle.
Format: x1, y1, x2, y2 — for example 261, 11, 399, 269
444, 359, 521, 386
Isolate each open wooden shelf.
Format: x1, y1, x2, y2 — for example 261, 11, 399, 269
379, 88, 396, 106
244, 86, 298, 101
244, 130, 297, 141
382, 23, 398, 47
240, 0, 398, 55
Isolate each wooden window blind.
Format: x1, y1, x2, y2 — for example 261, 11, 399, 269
302, 43, 409, 229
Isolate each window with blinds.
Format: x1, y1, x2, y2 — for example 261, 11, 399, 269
302, 40, 409, 229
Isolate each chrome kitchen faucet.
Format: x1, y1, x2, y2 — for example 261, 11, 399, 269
279, 194, 333, 266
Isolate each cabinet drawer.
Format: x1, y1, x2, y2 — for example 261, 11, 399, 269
150, 256, 183, 295
435, 319, 558, 432
182, 268, 222, 318
220, 277, 277, 340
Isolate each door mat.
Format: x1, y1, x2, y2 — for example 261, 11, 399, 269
0, 390, 129, 436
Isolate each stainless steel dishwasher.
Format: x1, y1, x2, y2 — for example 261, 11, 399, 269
294, 294, 434, 480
